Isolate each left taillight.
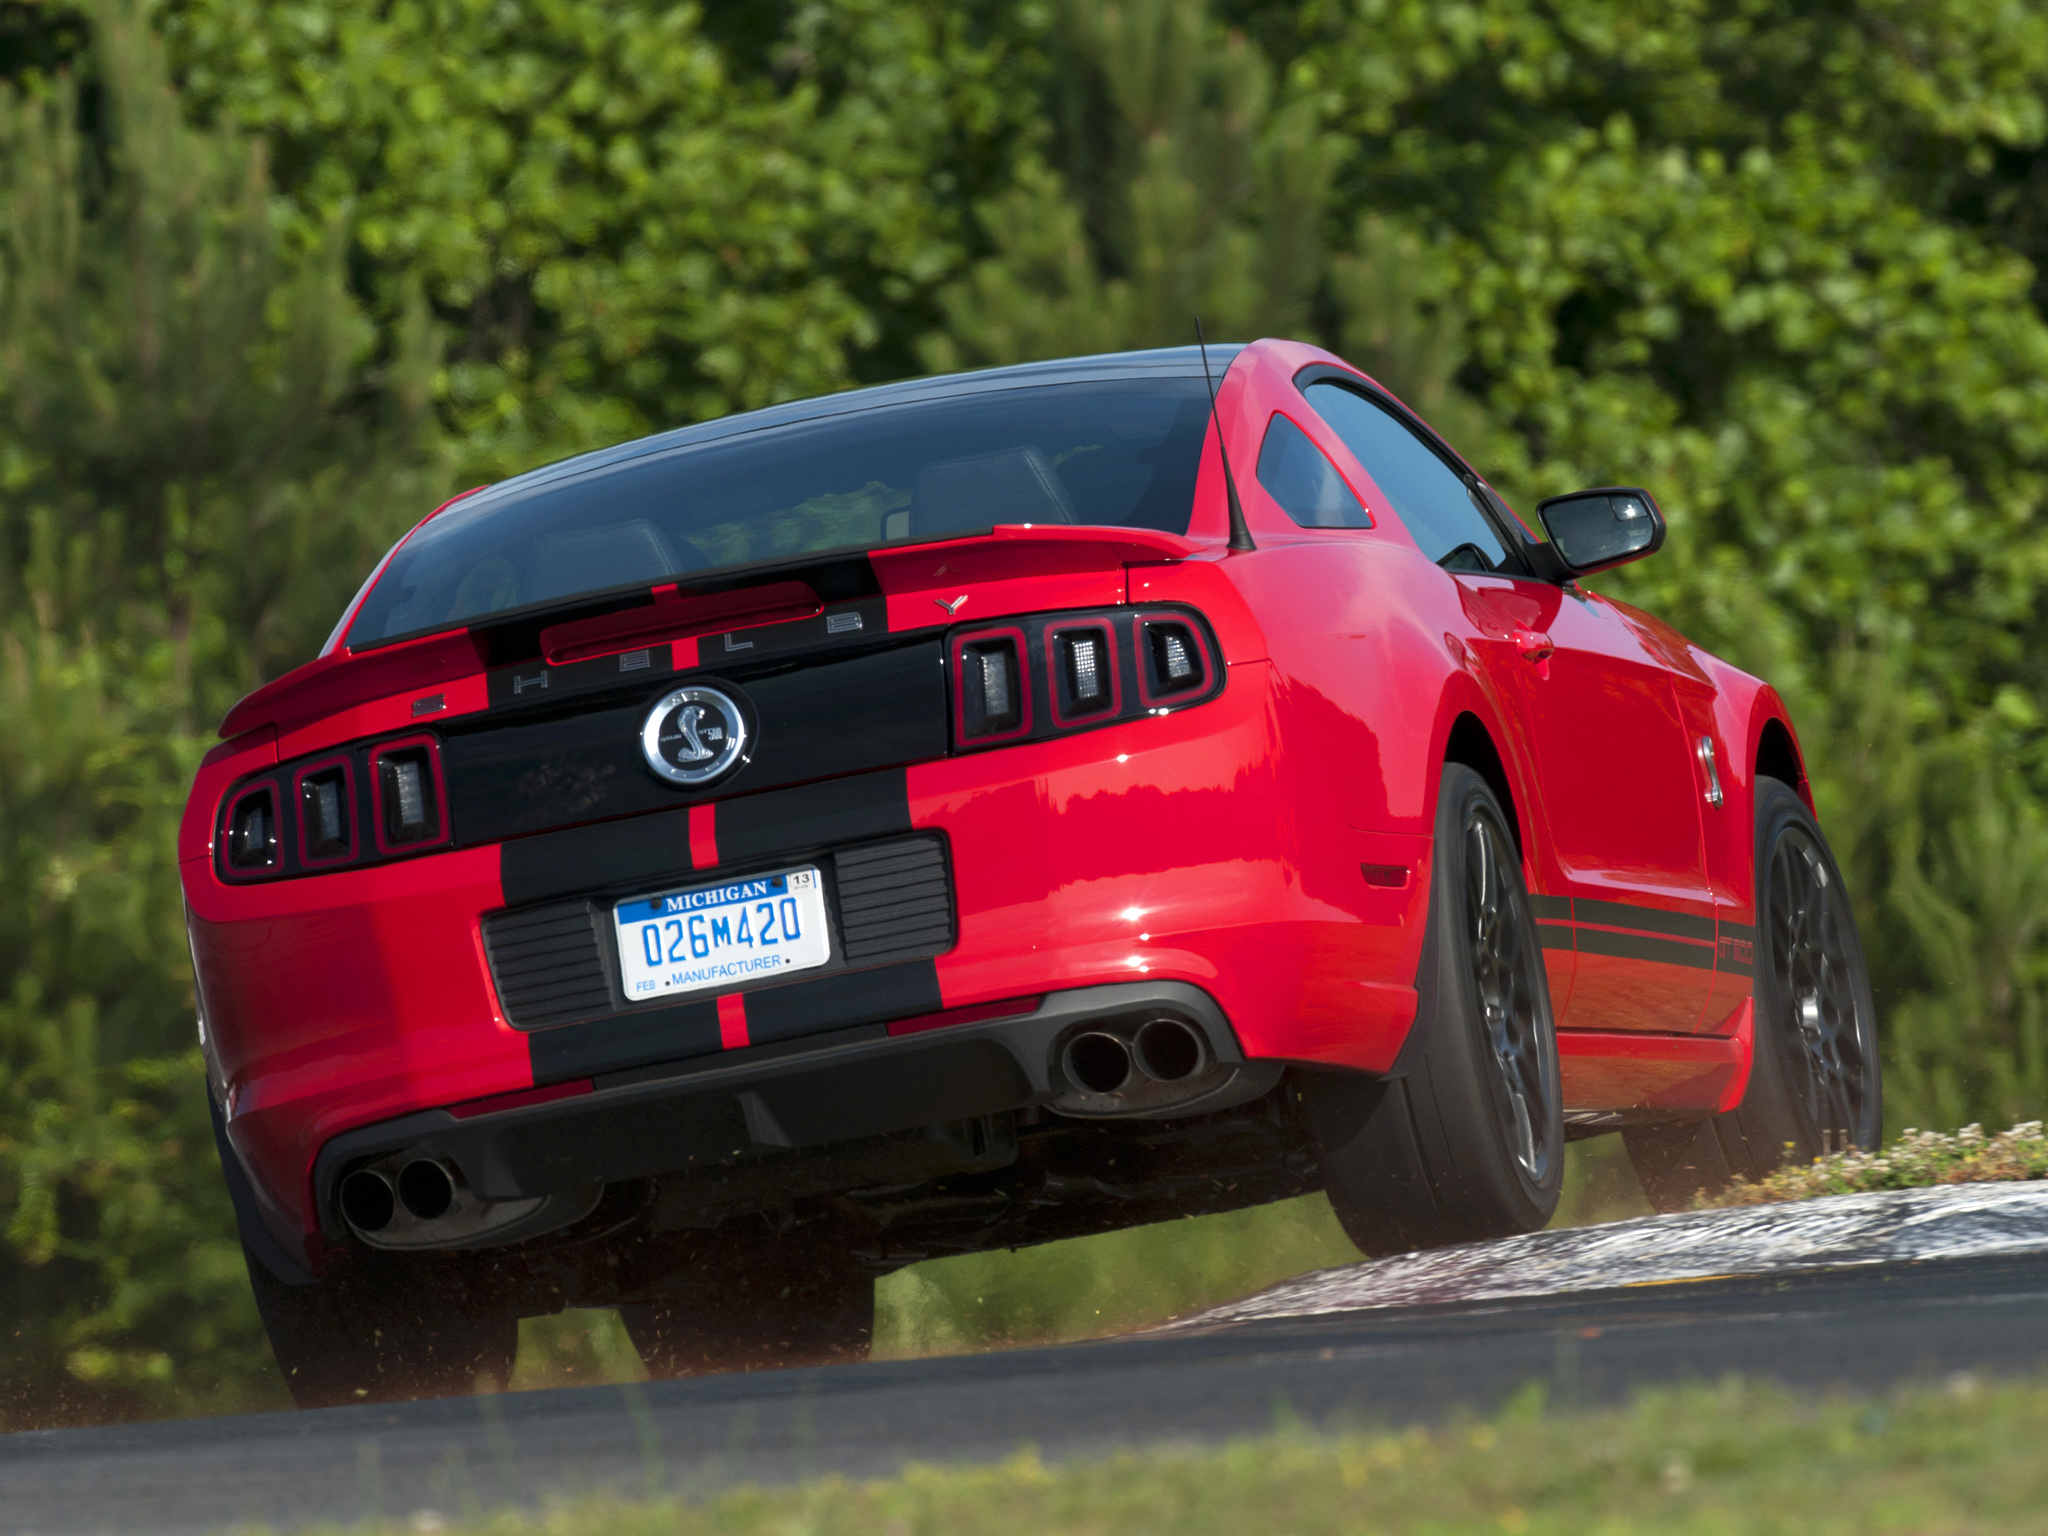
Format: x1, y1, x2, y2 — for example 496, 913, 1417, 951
224, 785, 281, 873
295, 758, 356, 865
217, 732, 451, 881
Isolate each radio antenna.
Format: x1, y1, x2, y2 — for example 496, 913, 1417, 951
1196, 318, 1255, 552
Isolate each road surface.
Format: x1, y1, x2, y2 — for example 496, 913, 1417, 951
8, 1185, 2048, 1535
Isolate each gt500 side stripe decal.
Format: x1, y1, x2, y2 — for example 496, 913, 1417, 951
1530, 893, 1750, 975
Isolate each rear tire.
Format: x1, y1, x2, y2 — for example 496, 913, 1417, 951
1308, 764, 1564, 1257
620, 1248, 874, 1377
243, 1245, 518, 1409
1624, 775, 1881, 1210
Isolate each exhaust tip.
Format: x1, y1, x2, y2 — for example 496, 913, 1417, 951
1134, 1018, 1205, 1083
397, 1158, 457, 1221
339, 1169, 396, 1233
1062, 1031, 1135, 1095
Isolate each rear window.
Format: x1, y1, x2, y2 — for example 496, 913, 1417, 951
348, 379, 1215, 646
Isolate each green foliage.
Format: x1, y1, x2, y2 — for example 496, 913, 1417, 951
1703, 1119, 2048, 1207
11, 0, 2048, 1425
0, 0, 428, 1423
159, 0, 1036, 474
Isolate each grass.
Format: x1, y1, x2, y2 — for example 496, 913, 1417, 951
286, 1371, 2048, 1535
1701, 1122, 2048, 1209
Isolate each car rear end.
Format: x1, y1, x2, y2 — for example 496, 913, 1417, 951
182, 346, 1418, 1287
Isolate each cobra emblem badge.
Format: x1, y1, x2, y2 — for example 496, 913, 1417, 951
641, 685, 748, 787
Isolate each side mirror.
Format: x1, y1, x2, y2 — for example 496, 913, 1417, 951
1536, 486, 1665, 574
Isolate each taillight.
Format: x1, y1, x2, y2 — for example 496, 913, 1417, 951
950, 605, 1221, 751
370, 736, 448, 851
1048, 622, 1118, 723
218, 731, 452, 881
295, 759, 355, 865
953, 630, 1031, 742
224, 786, 280, 872
1137, 615, 1211, 705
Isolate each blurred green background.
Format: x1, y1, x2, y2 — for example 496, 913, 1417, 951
4, 0, 2047, 1425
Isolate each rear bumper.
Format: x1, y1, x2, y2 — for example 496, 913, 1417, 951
186, 662, 1431, 1261
309, 981, 1276, 1240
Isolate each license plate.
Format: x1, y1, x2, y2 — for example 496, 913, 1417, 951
614, 867, 831, 1001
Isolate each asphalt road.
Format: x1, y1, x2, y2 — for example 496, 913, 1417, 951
8, 1248, 2048, 1536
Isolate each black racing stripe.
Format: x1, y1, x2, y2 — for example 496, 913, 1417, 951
742, 959, 943, 1048
1572, 898, 1717, 943
1719, 921, 1758, 941
500, 809, 695, 908
1574, 925, 1716, 971
717, 768, 913, 868
1536, 921, 1575, 952
529, 997, 721, 1084
1527, 894, 1572, 921
497, 767, 915, 907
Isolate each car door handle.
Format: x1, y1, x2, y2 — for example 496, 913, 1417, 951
1512, 628, 1555, 664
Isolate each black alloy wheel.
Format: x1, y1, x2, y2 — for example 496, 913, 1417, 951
1763, 818, 1878, 1151
1464, 801, 1556, 1185
1308, 763, 1564, 1257
1625, 775, 1880, 1210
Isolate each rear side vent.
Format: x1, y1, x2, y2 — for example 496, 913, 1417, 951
952, 629, 1030, 742
482, 903, 613, 1030
835, 837, 955, 965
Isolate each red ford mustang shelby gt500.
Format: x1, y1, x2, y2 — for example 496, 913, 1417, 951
183, 338, 1880, 1404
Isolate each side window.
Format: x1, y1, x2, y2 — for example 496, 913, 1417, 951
1304, 381, 1526, 574
1255, 413, 1371, 529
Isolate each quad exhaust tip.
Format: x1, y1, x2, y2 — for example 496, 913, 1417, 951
397, 1158, 456, 1221
1134, 1017, 1205, 1082
1060, 1017, 1211, 1098
339, 1168, 397, 1233
339, 1158, 458, 1235
1062, 1031, 1134, 1095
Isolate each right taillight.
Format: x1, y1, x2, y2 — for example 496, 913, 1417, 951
949, 606, 1221, 751
1048, 622, 1119, 723
371, 736, 448, 851
1137, 615, 1211, 705
224, 785, 281, 873
953, 630, 1031, 742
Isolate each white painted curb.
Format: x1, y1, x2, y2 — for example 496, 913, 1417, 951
1167, 1183, 2048, 1327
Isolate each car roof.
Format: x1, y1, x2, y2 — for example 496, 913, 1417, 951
458, 344, 1249, 514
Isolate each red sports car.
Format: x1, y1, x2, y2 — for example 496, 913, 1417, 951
183, 338, 1880, 1405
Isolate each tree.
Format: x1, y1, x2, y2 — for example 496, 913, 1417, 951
0, 0, 437, 1424
157, 0, 1039, 476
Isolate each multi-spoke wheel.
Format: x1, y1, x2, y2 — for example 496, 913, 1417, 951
1308, 764, 1563, 1257
1764, 820, 1877, 1150
1625, 775, 1880, 1210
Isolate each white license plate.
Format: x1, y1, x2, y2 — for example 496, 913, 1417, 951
614, 867, 831, 1001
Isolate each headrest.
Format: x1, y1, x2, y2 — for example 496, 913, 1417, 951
908, 446, 1077, 540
